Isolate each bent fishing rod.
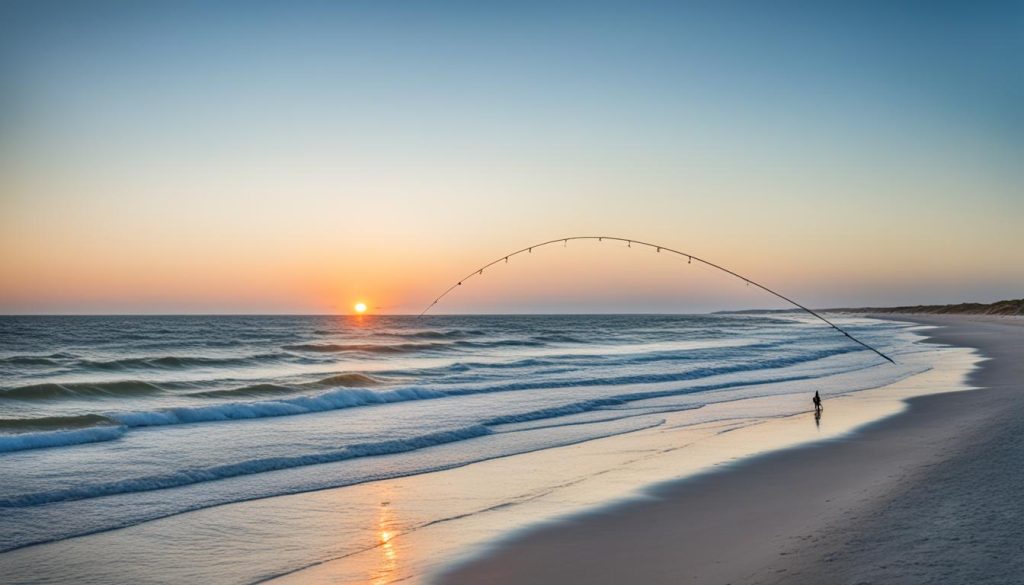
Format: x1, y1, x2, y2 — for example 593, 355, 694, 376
418, 236, 895, 365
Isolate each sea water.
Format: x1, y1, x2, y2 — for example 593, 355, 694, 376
0, 314, 949, 582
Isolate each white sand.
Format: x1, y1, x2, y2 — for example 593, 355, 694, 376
438, 316, 1024, 584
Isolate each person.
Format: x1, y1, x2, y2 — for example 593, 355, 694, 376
812, 390, 823, 413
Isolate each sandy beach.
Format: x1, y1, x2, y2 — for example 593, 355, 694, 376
440, 315, 1024, 584
5, 2, 1020, 583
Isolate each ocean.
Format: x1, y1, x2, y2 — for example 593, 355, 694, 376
0, 314, 949, 583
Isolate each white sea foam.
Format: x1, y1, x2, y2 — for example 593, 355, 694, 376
0, 426, 126, 453
111, 386, 449, 428
0, 424, 493, 507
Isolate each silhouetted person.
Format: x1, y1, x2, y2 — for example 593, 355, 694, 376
812, 391, 823, 413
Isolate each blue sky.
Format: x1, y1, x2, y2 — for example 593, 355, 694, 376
1, 1, 1021, 313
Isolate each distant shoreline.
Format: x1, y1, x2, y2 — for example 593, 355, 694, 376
834, 298, 1023, 316
728, 298, 1024, 316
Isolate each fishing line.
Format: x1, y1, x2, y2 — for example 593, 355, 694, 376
418, 236, 895, 364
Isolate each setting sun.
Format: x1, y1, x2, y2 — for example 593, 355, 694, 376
354, 302, 367, 314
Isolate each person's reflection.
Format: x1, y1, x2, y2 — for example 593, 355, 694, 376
814, 407, 822, 429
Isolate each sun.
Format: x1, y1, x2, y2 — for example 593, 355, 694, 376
353, 302, 367, 314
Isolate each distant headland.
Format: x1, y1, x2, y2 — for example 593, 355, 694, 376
835, 298, 1023, 316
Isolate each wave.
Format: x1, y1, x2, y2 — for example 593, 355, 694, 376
379, 329, 488, 340
530, 333, 588, 343
186, 383, 297, 399
109, 386, 448, 428
0, 426, 125, 453
439, 357, 557, 373
0, 380, 166, 400
2, 370, 390, 405
0, 344, 865, 452
0, 386, 450, 453
1, 339, 805, 404
459, 339, 546, 349
0, 414, 116, 431
0, 356, 62, 367
427, 338, 806, 379
0, 424, 492, 507
484, 399, 633, 426
283, 342, 450, 354
0, 346, 873, 456
481, 375, 798, 428
439, 345, 863, 397
0, 352, 861, 502
283, 338, 544, 354
138, 350, 856, 436
176, 347, 857, 422
187, 372, 386, 398
306, 372, 386, 388
77, 353, 287, 371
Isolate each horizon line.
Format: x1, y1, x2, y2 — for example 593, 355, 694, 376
0, 309, 808, 318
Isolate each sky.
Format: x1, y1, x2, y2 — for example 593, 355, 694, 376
1, 0, 1021, 314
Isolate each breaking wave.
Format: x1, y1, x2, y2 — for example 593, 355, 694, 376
0, 425, 125, 453
0, 424, 493, 507
0, 344, 871, 454
109, 387, 448, 428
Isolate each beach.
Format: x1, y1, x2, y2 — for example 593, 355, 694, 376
440, 315, 1024, 584
5, 1, 1021, 582
0, 314, 1007, 584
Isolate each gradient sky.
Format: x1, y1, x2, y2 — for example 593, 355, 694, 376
1, 0, 1021, 314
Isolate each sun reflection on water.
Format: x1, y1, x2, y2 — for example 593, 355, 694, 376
371, 497, 399, 585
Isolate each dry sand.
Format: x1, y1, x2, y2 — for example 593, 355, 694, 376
438, 315, 1024, 584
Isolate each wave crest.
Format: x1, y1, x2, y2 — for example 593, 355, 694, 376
0, 414, 116, 431
283, 342, 447, 354
80, 353, 286, 371
188, 372, 387, 399
110, 386, 448, 429
0, 426, 125, 453
283, 338, 544, 354
0, 380, 165, 400
0, 424, 491, 506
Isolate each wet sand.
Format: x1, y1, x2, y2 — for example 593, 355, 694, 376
439, 315, 1024, 584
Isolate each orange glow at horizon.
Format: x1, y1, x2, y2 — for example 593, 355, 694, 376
1, 216, 1020, 314
354, 302, 368, 314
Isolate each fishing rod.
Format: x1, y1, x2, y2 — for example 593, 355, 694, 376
419, 236, 895, 364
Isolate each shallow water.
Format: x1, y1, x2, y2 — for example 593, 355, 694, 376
0, 314, 959, 583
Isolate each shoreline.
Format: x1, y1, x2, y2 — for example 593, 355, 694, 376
0, 315, 994, 584
438, 315, 1023, 584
